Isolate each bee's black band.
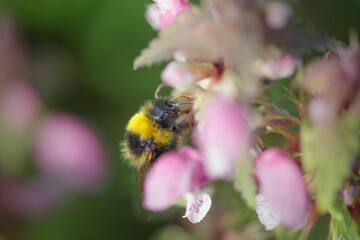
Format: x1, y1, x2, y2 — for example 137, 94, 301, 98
125, 132, 147, 155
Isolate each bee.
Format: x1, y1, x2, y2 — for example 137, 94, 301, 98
122, 84, 194, 174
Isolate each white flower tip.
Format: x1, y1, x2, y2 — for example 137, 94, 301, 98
183, 192, 212, 224
255, 194, 281, 231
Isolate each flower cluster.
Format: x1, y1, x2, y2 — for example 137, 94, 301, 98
0, 17, 106, 217
133, 0, 360, 237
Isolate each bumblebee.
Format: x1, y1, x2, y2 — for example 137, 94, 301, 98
122, 85, 194, 172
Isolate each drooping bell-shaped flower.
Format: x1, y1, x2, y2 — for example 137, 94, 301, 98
34, 114, 106, 190
194, 96, 252, 179
304, 48, 360, 122
142, 146, 211, 223
255, 148, 309, 230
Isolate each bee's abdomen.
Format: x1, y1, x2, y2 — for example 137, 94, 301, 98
157, 134, 178, 153
149, 135, 179, 164
125, 132, 146, 155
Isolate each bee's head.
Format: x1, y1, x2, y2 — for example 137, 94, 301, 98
150, 99, 179, 128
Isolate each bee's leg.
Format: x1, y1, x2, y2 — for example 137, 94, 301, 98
177, 108, 192, 116
174, 113, 194, 134
170, 95, 194, 102
154, 84, 164, 99
174, 122, 192, 134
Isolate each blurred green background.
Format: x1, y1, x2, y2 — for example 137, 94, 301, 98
0, 0, 359, 239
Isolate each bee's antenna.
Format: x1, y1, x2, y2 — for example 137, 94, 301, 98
154, 84, 164, 100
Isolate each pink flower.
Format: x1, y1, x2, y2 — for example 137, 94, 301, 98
194, 96, 252, 179
145, 0, 192, 30
255, 148, 309, 230
161, 61, 195, 88
304, 49, 360, 120
143, 146, 211, 223
0, 81, 42, 130
34, 114, 106, 190
254, 53, 301, 80
264, 2, 292, 29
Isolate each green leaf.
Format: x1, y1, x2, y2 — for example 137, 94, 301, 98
307, 215, 330, 240
273, 226, 302, 240
301, 114, 360, 212
234, 155, 257, 209
329, 200, 360, 240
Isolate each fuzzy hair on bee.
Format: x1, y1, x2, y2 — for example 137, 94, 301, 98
121, 85, 194, 171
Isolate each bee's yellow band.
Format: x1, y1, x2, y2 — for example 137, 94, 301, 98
126, 111, 173, 147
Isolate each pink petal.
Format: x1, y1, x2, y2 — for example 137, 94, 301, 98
304, 49, 360, 118
154, 0, 192, 30
34, 114, 105, 190
194, 96, 252, 179
183, 192, 212, 224
254, 53, 301, 80
143, 146, 208, 211
255, 194, 281, 230
161, 61, 195, 88
155, 0, 192, 12
255, 148, 309, 229
265, 2, 292, 29
145, 4, 162, 30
